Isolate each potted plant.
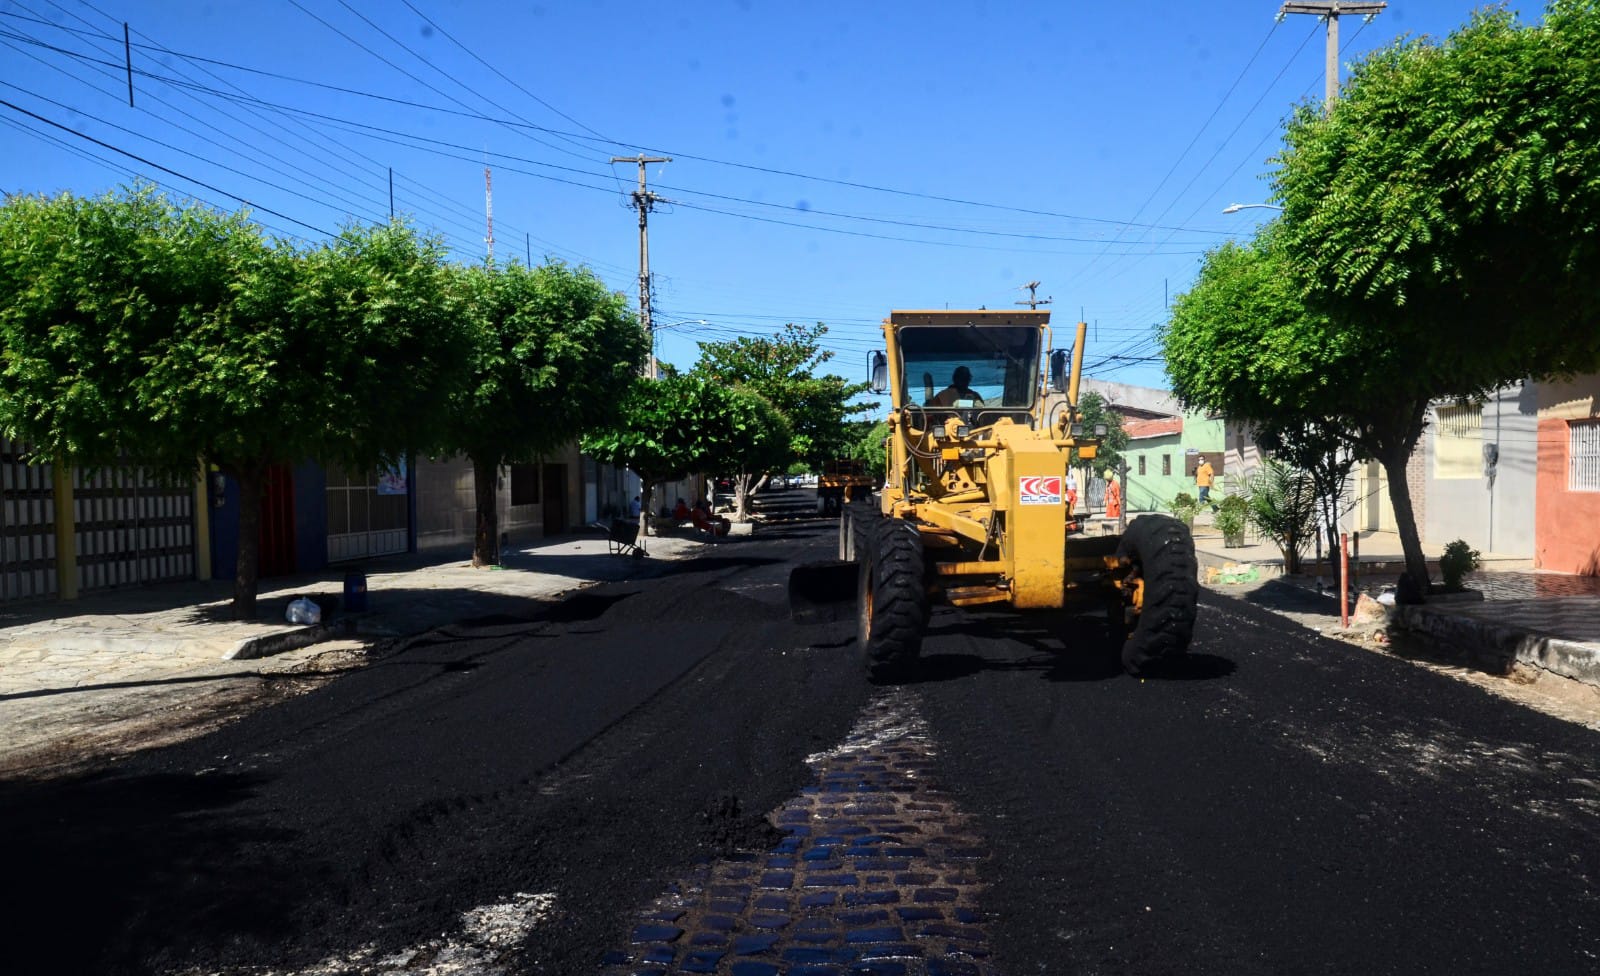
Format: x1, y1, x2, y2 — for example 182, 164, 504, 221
1215, 493, 1250, 547
1169, 491, 1201, 528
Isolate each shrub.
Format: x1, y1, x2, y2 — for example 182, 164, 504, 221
1215, 493, 1250, 543
1246, 459, 1318, 574
1169, 491, 1201, 526
1439, 539, 1482, 591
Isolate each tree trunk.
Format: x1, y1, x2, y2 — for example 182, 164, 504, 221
638, 478, 654, 538
471, 454, 499, 568
232, 461, 265, 621
1380, 445, 1431, 588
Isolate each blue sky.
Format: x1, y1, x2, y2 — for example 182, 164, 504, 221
1, 0, 1520, 399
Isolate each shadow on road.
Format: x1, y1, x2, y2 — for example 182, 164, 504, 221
2, 768, 310, 975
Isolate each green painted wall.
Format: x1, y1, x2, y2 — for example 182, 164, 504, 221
1120, 411, 1227, 512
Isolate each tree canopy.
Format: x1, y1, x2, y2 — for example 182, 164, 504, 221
691, 322, 872, 466
443, 260, 646, 565
1166, 1, 1600, 585
581, 374, 792, 532
0, 185, 470, 614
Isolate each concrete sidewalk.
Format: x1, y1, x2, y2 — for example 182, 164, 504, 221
0, 528, 715, 777
1183, 517, 1600, 688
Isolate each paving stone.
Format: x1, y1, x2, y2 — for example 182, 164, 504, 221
894, 872, 938, 885
754, 893, 789, 911
844, 926, 905, 944
680, 949, 724, 973
759, 871, 795, 889
748, 913, 791, 930
700, 914, 738, 932
640, 944, 675, 965
859, 943, 923, 961
803, 872, 860, 887
729, 962, 781, 976
912, 888, 959, 903
784, 946, 857, 965
838, 909, 892, 926
733, 932, 782, 954
629, 924, 683, 944
844, 890, 901, 906
927, 959, 982, 976
850, 961, 910, 975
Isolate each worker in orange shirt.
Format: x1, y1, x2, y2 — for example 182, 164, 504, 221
1195, 457, 1216, 513
1104, 473, 1122, 519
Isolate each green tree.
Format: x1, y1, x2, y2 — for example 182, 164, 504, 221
692, 322, 873, 518
1262, 0, 1600, 583
846, 418, 891, 480
1072, 391, 1130, 473
445, 261, 646, 567
581, 375, 790, 538
0, 186, 470, 617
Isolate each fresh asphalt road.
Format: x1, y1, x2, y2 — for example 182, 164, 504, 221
4, 515, 1600, 975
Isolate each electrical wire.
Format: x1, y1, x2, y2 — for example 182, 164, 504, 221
0, 98, 333, 235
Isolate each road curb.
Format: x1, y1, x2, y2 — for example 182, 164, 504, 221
1391, 604, 1600, 687
224, 617, 357, 661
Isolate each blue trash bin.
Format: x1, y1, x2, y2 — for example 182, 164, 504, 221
343, 570, 368, 613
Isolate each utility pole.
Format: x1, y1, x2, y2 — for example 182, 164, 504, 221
611, 153, 672, 376
484, 167, 495, 262
1278, 2, 1386, 108
1015, 280, 1052, 311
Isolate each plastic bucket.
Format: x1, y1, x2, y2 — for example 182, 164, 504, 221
343, 570, 368, 613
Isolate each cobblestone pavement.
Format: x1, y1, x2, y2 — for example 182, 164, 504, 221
598, 691, 995, 976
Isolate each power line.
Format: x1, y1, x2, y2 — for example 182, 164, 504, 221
0, 98, 332, 235
0, 10, 1242, 237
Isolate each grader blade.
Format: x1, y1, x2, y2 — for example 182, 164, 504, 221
788, 560, 858, 623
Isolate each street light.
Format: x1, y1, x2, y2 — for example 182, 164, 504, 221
1221, 203, 1285, 214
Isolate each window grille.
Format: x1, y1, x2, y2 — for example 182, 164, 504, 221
1433, 403, 1483, 479
1138, 455, 1146, 476
1162, 454, 1171, 476
1573, 419, 1600, 492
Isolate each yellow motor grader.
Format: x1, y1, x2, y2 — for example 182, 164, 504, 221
790, 309, 1198, 678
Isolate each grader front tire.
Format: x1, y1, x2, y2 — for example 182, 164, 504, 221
1114, 514, 1199, 675
857, 517, 928, 680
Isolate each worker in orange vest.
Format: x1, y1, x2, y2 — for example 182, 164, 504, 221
1104, 473, 1122, 520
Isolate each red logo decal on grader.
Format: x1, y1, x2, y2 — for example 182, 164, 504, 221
789, 308, 1199, 680
1018, 476, 1062, 505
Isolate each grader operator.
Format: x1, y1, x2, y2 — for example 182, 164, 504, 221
790, 309, 1199, 679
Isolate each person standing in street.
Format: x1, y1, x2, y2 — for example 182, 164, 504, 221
1104, 472, 1121, 520
1065, 468, 1078, 515
1195, 456, 1216, 513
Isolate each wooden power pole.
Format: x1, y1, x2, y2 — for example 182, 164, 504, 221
611, 153, 672, 376
1278, 1, 1386, 107
1015, 280, 1052, 311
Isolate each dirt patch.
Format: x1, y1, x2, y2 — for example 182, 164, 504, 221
0, 642, 371, 781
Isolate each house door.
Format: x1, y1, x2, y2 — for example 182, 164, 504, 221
259, 464, 296, 578
542, 463, 567, 535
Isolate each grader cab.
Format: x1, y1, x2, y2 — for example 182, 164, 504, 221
790, 309, 1199, 678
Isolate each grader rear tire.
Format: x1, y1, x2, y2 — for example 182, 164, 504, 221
1115, 514, 1199, 675
858, 517, 928, 680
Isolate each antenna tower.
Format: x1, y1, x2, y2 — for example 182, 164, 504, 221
484, 167, 495, 262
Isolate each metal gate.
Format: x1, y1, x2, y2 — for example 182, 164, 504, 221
1, 439, 57, 602
326, 464, 409, 563
72, 463, 196, 592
